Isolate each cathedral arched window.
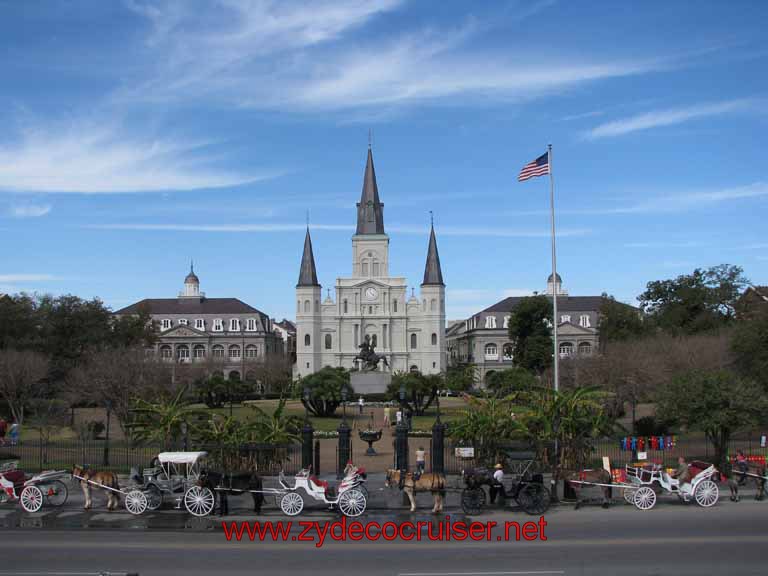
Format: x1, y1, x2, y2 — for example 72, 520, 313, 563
324, 334, 332, 349
343, 299, 348, 313
410, 333, 417, 350
422, 299, 426, 311
431, 333, 437, 346
297, 300, 301, 313
362, 262, 369, 276
304, 300, 310, 313
304, 334, 311, 347
393, 299, 398, 313
430, 299, 436, 311
372, 262, 379, 276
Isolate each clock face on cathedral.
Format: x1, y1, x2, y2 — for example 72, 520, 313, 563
365, 287, 378, 300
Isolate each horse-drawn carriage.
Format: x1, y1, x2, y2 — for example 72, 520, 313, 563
0, 457, 69, 512
274, 466, 367, 517
620, 461, 719, 510
460, 455, 551, 516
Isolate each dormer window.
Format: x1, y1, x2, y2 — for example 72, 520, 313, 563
213, 318, 223, 332
503, 315, 510, 329
230, 318, 240, 331
246, 318, 257, 331
485, 316, 497, 329
178, 319, 188, 326
560, 315, 571, 324
195, 319, 205, 330
579, 314, 591, 328
161, 319, 172, 330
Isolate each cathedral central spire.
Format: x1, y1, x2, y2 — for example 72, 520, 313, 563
297, 228, 320, 287
356, 147, 385, 235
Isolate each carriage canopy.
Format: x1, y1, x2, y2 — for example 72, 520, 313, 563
157, 451, 208, 465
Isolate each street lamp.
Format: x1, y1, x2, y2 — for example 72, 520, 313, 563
341, 387, 348, 425
303, 385, 311, 423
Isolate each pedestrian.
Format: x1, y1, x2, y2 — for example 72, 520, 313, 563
0, 416, 7, 446
490, 463, 507, 504
416, 446, 426, 474
358, 396, 364, 415
8, 419, 19, 446
383, 405, 391, 427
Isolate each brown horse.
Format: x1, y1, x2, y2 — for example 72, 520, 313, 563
72, 465, 120, 511
385, 469, 446, 513
727, 462, 767, 502
564, 468, 612, 509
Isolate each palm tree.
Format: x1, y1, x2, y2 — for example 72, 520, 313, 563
129, 384, 207, 449
248, 398, 302, 444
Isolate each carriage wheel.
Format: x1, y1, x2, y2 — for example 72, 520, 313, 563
357, 484, 369, 499
0, 490, 10, 504
145, 485, 163, 511
461, 487, 485, 515
622, 487, 637, 505
125, 490, 148, 515
518, 483, 551, 515
184, 486, 215, 517
280, 491, 304, 516
694, 480, 719, 508
44, 480, 68, 507
20, 485, 43, 513
338, 489, 366, 517
633, 486, 656, 510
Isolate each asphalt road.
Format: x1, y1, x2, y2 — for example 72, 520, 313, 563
2, 499, 768, 576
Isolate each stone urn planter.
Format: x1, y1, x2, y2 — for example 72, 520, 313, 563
358, 429, 383, 456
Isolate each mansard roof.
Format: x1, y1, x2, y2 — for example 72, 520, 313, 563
115, 298, 267, 317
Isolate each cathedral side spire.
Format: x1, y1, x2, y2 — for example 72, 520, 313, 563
421, 222, 444, 286
297, 228, 320, 287
355, 147, 385, 235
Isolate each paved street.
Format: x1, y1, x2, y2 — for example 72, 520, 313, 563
2, 491, 768, 576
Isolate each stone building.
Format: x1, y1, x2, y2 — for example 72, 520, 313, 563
294, 146, 446, 378
447, 274, 618, 385
115, 265, 283, 382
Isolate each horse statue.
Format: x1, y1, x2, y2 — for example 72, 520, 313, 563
353, 335, 389, 371
385, 469, 446, 513
564, 468, 612, 509
71, 465, 121, 511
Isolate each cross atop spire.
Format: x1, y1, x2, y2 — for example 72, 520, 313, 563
356, 147, 385, 235
297, 228, 320, 287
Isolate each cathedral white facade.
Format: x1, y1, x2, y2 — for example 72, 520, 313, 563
294, 147, 446, 379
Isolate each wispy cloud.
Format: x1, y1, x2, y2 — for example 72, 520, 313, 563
119, 0, 667, 113
583, 99, 758, 140
6, 202, 52, 218
0, 274, 56, 283
624, 241, 707, 249
0, 120, 279, 194
84, 222, 592, 238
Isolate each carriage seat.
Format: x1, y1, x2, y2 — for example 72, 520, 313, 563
310, 475, 328, 492
2, 470, 25, 487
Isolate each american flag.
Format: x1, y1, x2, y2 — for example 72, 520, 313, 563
518, 152, 550, 181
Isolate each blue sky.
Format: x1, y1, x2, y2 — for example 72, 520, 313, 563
0, 0, 766, 321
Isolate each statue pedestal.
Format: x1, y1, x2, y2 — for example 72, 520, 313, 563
351, 371, 391, 394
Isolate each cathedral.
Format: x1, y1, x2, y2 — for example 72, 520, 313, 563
294, 147, 446, 378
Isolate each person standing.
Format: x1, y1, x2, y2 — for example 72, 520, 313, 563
0, 416, 7, 446
395, 409, 402, 426
415, 446, 426, 474
8, 419, 19, 446
490, 463, 507, 504
383, 405, 391, 427
358, 396, 364, 415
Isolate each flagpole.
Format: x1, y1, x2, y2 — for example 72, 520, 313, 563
548, 143, 559, 393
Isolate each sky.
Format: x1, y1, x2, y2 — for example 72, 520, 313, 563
0, 0, 766, 322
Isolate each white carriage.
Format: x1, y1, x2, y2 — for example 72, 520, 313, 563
621, 461, 720, 510
275, 467, 367, 517
0, 458, 69, 513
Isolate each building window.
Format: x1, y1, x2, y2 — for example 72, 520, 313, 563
315, 299, 319, 312
230, 318, 240, 331
410, 333, 417, 350
229, 371, 240, 381
503, 315, 510, 329
430, 299, 436, 311
212, 345, 225, 358
578, 342, 592, 355
245, 345, 258, 358
432, 362, 436, 368
559, 342, 574, 357
324, 334, 332, 350
485, 316, 497, 329
304, 300, 310, 313
560, 315, 571, 324
177, 345, 190, 360
161, 319, 172, 330
579, 315, 591, 328
393, 299, 398, 313
503, 343, 514, 361
213, 318, 223, 332
246, 318, 257, 331
228, 345, 241, 359
484, 343, 498, 360
409, 365, 419, 373
368, 306, 373, 314
343, 299, 348, 314
306, 362, 310, 369
371, 334, 377, 347
195, 319, 205, 330
160, 345, 172, 359
178, 319, 188, 326
373, 262, 379, 276
431, 333, 437, 346
297, 300, 301, 313
422, 299, 426, 311
362, 262, 369, 276
193, 345, 206, 359
304, 334, 311, 347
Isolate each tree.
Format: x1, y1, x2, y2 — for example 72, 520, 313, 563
299, 367, 353, 417
129, 384, 207, 449
598, 294, 646, 347
0, 349, 49, 424
485, 367, 537, 398
388, 371, 441, 416
0, 294, 40, 351
507, 295, 553, 373
639, 264, 749, 334
248, 398, 302, 444
443, 364, 477, 393
656, 370, 768, 470
110, 303, 157, 348
731, 314, 768, 390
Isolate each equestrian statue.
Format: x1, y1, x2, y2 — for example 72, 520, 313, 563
353, 334, 389, 371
